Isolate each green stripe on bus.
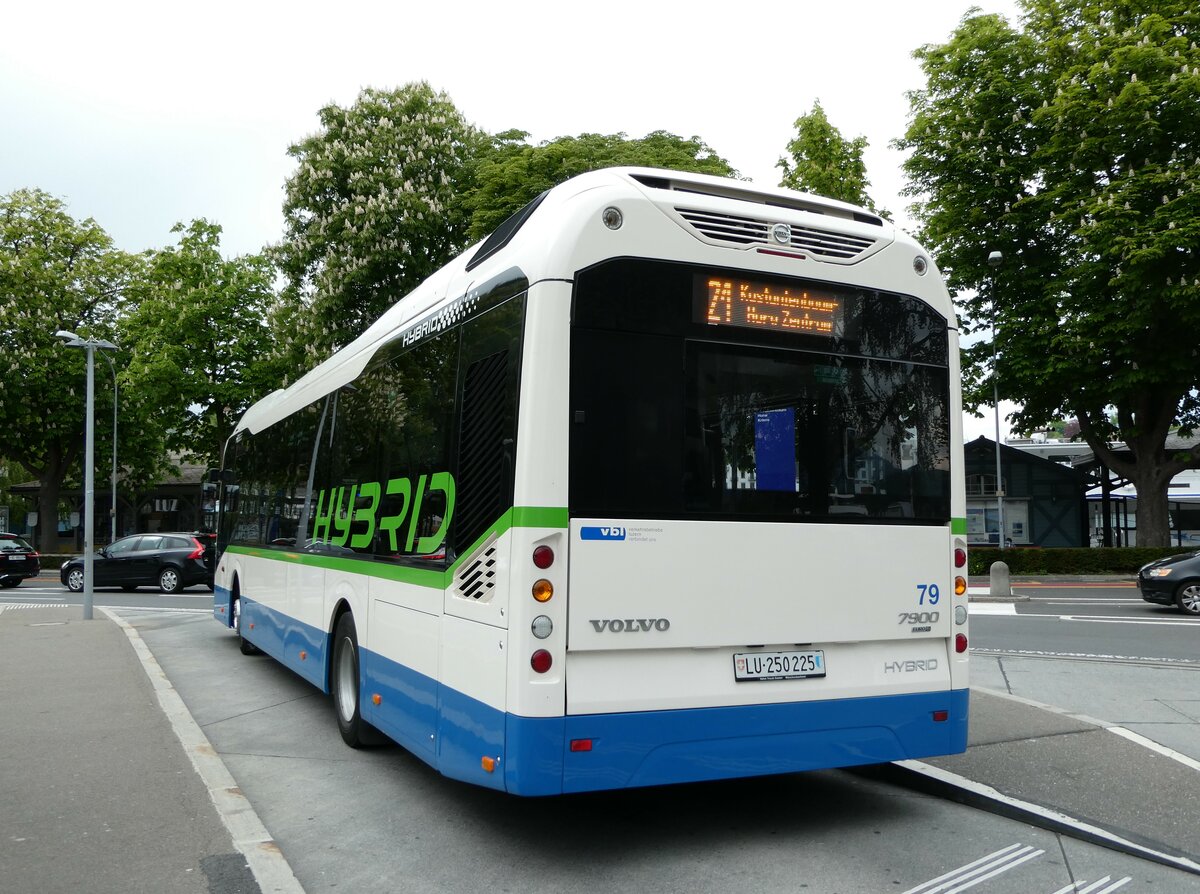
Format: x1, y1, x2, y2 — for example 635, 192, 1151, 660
224, 505, 570, 590
951, 518, 967, 534
512, 506, 569, 528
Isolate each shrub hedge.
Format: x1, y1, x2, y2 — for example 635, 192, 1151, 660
968, 546, 1196, 576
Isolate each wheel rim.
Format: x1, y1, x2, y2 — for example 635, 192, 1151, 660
68, 569, 84, 591
336, 636, 358, 724
233, 597, 242, 632
160, 569, 179, 592
1180, 584, 1200, 614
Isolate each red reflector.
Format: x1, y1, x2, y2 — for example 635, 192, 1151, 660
954, 548, 967, 568
533, 545, 554, 569
955, 633, 968, 653
530, 649, 553, 673
570, 739, 593, 752
932, 710, 949, 722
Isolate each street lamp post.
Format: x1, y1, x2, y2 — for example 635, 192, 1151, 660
55, 330, 117, 620
987, 250, 1005, 550
98, 352, 119, 543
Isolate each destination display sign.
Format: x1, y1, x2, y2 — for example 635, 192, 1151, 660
697, 275, 842, 336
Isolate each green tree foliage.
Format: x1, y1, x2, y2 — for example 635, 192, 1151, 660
278, 82, 486, 364
467, 131, 737, 241
896, 1, 1200, 546
777, 101, 882, 213
0, 189, 136, 552
120, 220, 279, 470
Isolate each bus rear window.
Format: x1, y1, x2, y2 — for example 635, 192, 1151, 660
569, 259, 950, 523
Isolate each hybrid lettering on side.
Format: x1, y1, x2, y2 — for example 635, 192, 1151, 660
312, 471, 455, 554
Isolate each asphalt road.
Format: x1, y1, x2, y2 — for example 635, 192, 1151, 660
9, 578, 1199, 892
123, 595, 1200, 893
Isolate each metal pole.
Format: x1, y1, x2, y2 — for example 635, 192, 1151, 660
83, 344, 96, 621
101, 353, 118, 544
987, 250, 1005, 550
993, 374, 1005, 550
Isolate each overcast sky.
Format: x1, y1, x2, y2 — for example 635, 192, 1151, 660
3, 0, 1023, 438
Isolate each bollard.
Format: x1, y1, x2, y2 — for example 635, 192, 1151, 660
989, 560, 1011, 598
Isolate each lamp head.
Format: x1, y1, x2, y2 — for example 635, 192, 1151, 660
987, 250, 1003, 268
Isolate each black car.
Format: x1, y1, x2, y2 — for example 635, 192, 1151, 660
60, 532, 216, 594
0, 533, 41, 588
1137, 550, 1200, 615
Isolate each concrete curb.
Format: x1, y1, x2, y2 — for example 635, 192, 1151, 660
102, 608, 307, 894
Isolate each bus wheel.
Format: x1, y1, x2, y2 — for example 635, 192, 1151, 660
233, 594, 260, 656
333, 612, 370, 747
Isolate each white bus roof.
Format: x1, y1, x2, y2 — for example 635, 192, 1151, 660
234, 166, 924, 437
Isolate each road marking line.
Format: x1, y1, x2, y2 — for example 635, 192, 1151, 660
972, 647, 1200, 668
896, 758, 1200, 876
944, 846, 1044, 893
969, 603, 1016, 615
1108, 726, 1200, 772
1050, 883, 1085, 894
1057, 614, 1200, 626
1079, 877, 1132, 893
101, 607, 305, 894
900, 843, 1028, 894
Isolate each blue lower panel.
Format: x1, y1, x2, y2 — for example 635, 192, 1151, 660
220, 608, 968, 796
360, 648, 440, 765
213, 584, 231, 625
497, 689, 969, 795
239, 597, 329, 691
543, 689, 969, 795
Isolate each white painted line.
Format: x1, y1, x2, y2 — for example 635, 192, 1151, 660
971, 647, 1200, 668
968, 603, 1016, 615
1078, 877, 1131, 894
1108, 726, 1200, 772
895, 759, 1200, 875
1058, 614, 1200, 626
900, 843, 1027, 894
101, 607, 306, 894
944, 846, 1044, 893
1049, 883, 1084, 894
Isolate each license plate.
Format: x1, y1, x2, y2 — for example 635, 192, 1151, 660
734, 649, 825, 681
8, 555, 25, 562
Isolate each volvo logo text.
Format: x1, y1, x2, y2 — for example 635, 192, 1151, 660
589, 618, 671, 633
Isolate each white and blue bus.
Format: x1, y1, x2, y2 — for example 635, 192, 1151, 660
214, 167, 970, 795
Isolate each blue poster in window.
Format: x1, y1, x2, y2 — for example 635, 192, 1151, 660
754, 408, 795, 492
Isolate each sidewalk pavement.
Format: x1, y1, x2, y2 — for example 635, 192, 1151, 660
0, 606, 266, 894
1, 605, 1197, 892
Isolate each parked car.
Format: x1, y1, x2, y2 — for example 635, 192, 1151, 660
0, 533, 41, 588
60, 532, 216, 594
1137, 550, 1200, 615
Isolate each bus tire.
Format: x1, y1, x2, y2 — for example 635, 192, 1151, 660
233, 592, 260, 656
332, 612, 374, 747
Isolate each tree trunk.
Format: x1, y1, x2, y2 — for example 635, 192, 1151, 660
26, 443, 73, 555
36, 477, 63, 555
1129, 466, 1176, 548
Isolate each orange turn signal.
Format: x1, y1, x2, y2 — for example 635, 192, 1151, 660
532, 579, 554, 602
954, 576, 967, 596
372, 694, 382, 706
481, 756, 496, 773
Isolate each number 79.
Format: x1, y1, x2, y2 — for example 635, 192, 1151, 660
917, 583, 940, 605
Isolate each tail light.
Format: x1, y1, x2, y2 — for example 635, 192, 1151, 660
955, 634, 968, 653
954, 548, 967, 568
186, 538, 205, 560
533, 545, 554, 569
530, 650, 553, 673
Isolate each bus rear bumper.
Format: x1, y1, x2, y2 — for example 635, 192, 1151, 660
502, 689, 969, 795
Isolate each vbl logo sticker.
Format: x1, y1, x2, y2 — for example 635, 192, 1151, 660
581, 526, 627, 541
